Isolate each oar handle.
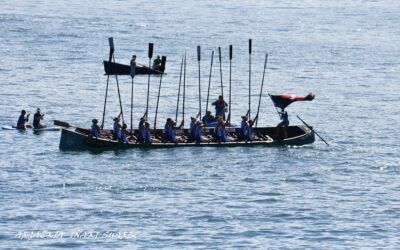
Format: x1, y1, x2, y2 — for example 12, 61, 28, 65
218, 47, 222, 62
229, 45, 233, 60
108, 37, 114, 62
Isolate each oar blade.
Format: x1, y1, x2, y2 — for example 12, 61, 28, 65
54, 120, 70, 128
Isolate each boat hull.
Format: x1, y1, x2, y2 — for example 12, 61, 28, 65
103, 61, 164, 75
59, 125, 315, 151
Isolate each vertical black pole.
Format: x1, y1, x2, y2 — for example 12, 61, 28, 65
130, 58, 136, 133
145, 43, 154, 119
197, 45, 202, 119
175, 56, 184, 122
205, 51, 214, 114
218, 46, 224, 97
248, 39, 252, 118
255, 53, 268, 128
228, 45, 233, 124
182, 52, 186, 128
154, 56, 167, 130
101, 37, 114, 129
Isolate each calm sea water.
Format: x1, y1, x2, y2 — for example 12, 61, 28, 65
1, 0, 399, 248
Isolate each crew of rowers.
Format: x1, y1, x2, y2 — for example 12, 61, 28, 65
90, 95, 290, 143
16, 108, 47, 129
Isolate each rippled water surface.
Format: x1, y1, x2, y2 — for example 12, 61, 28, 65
1, 0, 399, 248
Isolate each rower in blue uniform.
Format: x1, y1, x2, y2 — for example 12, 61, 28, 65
277, 109, 289, 138
217, 120, 228, 142
240, 116, 248, 140
247, 119, 254, 141
119, 123, 129, 143
189, 117, 197, 142
194, 121, 204, 143
201, 111, 216, 126
137, 117, 146, 142
17, 110, 30, 129
32, 108, 46, 129
164, 118, 178, 143
142, 122, 152, 144
91, 119, 100, 138
113, 116, 122, 140
212, 95, 228, 119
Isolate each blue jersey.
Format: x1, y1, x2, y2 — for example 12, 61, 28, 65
246, 127, 253, 141
164, 123, 176, 143
189, 122, 196, 135
240, 121, 248, 137
91, 124, 100, 138
113, 122, 121, 138
194, 126, 202, 142
202, 115, 215, 125
219, 127, 227, 142
279, 111, 289, 126
143, 128, 151, 143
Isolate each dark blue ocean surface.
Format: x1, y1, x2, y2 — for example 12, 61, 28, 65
1, 0, 399, 248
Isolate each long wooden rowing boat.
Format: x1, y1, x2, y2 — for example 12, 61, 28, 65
103, 61, 164, 75
59, 125, 315, 150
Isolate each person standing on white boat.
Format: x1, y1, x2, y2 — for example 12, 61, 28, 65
16, 110, 30, 129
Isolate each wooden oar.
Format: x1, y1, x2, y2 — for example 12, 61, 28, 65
228, 45, 232, 124
130, 56, 136, 133
145, 43, 154, 119
101, 37, 114, 129
197, 45, 202, 119
54, 120, 71, 128
205, 50, 214, 114
154, 56, 167, 130
248, 39, 252, 119
175, 56, 184, 122
181, 52, 187, 128
255, 53, 268, 127
218, 47, 224, 97
296, 115, 329, 146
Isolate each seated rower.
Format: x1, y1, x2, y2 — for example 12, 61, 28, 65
142, 122, 152, 144
17, 110, 30, 129
240, 116, 248, 140
194, 121, 205, 143
119, 123, 129, 143
247, 119, 254, 141
216, 120, 228, 142
91, 119, 101, 138
137, 117, 146, 142
201, 111, 216, 126
188, 117, 197, 142
33, 108, 46, 129
277, 109, 289, 139
112, 116, 122, 140
211, 95, 228, 119
164, 118, 179, 143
